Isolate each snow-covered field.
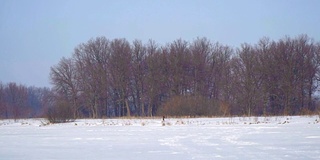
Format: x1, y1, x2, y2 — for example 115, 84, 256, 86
0, 116, 319, 160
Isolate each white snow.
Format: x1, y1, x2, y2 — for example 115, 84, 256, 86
0, 116, 319, 160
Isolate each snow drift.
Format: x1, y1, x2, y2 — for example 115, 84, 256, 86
0, 116, 319, 160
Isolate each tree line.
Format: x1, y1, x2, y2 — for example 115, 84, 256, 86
1, 35, 320, 119
0, 82, 51, 119
49, 35, 320, 118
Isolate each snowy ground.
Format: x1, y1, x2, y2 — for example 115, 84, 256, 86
0, 116, 319, 160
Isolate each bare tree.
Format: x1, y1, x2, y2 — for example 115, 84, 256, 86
145, 40, 166, 116
50, 57, 80, 118
3, 83, 29, 119
131, 40, 148, 116
73, 37, 110, 118
233, 43, 263, 116
167, 39, 190, 96
206, 42, 234, 114
189, 37, 211, 96
109, 39, 132, 117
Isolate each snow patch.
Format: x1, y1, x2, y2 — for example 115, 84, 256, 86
0, 116, 319, 159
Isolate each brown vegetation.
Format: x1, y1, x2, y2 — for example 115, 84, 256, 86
1, 35, 320, 119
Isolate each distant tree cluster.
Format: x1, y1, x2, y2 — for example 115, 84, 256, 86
48, 35, 320, 118
1, 35, 319, 119
0, 82, 51, 119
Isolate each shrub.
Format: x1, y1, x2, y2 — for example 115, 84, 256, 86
46, 101, 75, 123
158, 95, 220, 117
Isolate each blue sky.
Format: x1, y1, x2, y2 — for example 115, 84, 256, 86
0, 0, 320, 87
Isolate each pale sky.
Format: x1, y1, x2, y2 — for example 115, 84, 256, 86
1, 0, 320, 87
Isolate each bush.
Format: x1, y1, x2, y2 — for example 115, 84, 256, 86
46, 101, 75, 123
158, 95, 220, 117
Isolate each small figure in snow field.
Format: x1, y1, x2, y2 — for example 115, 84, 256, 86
162, 116, 166, 126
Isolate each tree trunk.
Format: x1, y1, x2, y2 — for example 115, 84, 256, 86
141, 101, 145, 117
125, 99, 131, 117
148, 99, 153, 117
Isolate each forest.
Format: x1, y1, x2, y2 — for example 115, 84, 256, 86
1, 35, 320, 120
